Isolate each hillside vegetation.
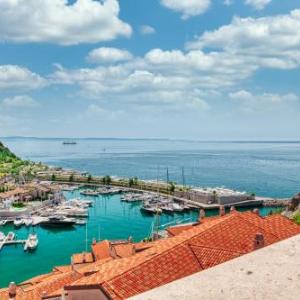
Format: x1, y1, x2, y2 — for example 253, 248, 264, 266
0, 141, 47, 177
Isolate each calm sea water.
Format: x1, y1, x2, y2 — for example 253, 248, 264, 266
2, 138, 300, 198
0, 138, 299, 287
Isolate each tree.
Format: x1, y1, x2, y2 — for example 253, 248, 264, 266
69, 174, 74, 182
212, 190, 218, 203
133, 176, 138, 186
87, 174, 92, 182
51, 174, 56, 181
104, 175, 111, 185
129, 178, 134, 187
169, 182, 175, 193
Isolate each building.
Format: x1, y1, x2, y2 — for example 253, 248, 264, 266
1, 209, 299, 300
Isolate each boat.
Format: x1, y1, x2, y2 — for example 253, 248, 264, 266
0, 220, 7, 226
0, 232, 5, 241
32, 216, 48, 226
75, 219, 86, 225
161, 205, 174, 214
63, 141, 77, 145
80, 189, 99, 196
24, 233, 38, 251
41, 216, 76, 227
61, 185, 79, 191
141, 204, 162, 214
6, 232, 15, 241
172, 203, 184, 212
24, 218, 33, 227
14, 217, 24, 227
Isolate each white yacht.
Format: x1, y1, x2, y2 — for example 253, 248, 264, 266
0, 232, 5, 241
24, 218, 33, 227
14, 217, 24, 227
24, 233, 38, 251
0, 220, 8, 226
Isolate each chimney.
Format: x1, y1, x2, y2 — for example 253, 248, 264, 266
8, 282, 17, 299
253, 233, 264, 250
132, 245, 136, 255
82, 252, 86, 263
253, 208, 259, 216
71, 257, 75, 271
42, 291, 47, 299
230, 206, 236, 213
219, 205, 225, 216
198, 209, 205, 222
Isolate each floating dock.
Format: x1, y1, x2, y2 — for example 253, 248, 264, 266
0, 238, 26, 251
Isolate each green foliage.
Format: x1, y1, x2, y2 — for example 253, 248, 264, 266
87, 174, 92, 182
101, 175, 111, 185
0, 141, 47, 177
69, 174, 74, 182
293, 212, 300, 225
51, 174, 56, 181
129, 178, 134, 187
169, 182, 176, 193
12, 202, 25, 208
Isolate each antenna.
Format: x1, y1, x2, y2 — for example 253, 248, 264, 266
181, 167, 185, 187
98, 225, 101, 241
85, 223, 88, 252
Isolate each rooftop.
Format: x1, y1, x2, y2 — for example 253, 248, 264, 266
1, 210, 299, 300
130, 233, 300, 300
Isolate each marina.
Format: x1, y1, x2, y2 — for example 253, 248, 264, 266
0, 188, 279, 287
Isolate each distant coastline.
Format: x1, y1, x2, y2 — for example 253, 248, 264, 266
2, 136, 300, 143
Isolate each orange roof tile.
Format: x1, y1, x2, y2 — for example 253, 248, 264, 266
67, 212, 300, 299
2, 211, 299, 300
92, 240, 111, 261
72, 252, 94, 264
167, 224, 194, 236
113, 243, 135, 258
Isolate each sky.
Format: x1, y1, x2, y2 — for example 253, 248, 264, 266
0, 0, 300, 140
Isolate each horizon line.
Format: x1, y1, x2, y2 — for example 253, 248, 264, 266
1, 136, 300, 143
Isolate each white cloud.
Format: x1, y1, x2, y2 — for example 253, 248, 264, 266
86, 47, 133, 64
229, 90, 298, 111
187, 10, 300, 70
0, 65, 46, 91
245, 0, 271, 10
1, 95, 39, 109
0, 0, 132, 45
160, 0, 211, 19
140, 25, 156, 35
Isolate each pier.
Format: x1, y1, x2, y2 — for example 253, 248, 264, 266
0, 238, 26, 251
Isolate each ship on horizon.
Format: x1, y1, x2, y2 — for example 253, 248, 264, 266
62, 141, 77, 145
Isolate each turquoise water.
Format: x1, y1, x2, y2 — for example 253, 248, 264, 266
0, 190, 277, 288
0, 138, 299, 287
2, 138, 300, 198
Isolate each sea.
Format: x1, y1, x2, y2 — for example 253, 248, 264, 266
0, 138, 299, 287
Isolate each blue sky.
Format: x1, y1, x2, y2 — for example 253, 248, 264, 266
0, 0, 300, 140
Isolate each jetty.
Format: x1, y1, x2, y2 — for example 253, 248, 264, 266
0, 237, 26, 251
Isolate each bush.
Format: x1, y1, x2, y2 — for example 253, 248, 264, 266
293, 213, 300, 225
12, 202, 25, 208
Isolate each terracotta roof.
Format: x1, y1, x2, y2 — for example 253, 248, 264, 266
72, 252, 94, 264
53, 265, 73, 274
113, 243, 135, 258
91, 240, 111, 261
67, 212, 300, 299
0, 271, 82, 300
166, 224, 194, 236
2, 211, 299, 300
